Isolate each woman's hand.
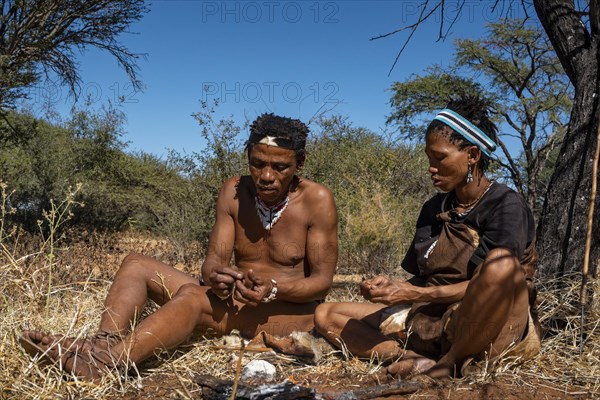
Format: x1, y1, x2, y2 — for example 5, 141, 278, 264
359, 275, 391, 298
360, 275, 421, 305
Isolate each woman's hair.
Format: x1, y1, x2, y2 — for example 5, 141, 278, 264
426, 96, 498, 171
246, 113, 309, 160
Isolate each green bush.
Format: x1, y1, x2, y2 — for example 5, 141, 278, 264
303, 115, 435, 275
0, 106, 437, 273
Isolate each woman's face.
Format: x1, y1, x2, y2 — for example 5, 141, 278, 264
425, 132, 471, 192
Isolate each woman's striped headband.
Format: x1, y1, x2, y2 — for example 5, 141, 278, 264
433, 109, 496, 157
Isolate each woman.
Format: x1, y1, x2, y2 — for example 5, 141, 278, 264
315, 96, 540, 379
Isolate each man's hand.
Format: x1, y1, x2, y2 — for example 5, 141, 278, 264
205, 265, 244, 300
233, 269, 274, 307
360, 275, 420, 305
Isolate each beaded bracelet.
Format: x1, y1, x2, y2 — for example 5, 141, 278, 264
261, 279, 278, 303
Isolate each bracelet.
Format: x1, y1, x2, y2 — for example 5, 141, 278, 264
214, 291, 231, 300
213, 284, 234, 300
261, 279, 278, 303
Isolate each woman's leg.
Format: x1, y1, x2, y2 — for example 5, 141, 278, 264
426, 248, 529, 378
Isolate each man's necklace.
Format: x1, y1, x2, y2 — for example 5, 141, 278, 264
255, 194, 289, 230
454, 181, 493, 210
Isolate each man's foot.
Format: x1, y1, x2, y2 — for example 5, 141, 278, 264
53, 344, 116, 380
19, 330, 124, 381
21, 329, 123, 354
19, 330, 57, 365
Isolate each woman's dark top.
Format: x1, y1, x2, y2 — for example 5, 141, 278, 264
401, 182, 537, 286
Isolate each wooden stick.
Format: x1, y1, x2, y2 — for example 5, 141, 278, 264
581, 110, 600, 352
211, 345, 273, 353
321, 380, 422, 399
229, 338, 245, 400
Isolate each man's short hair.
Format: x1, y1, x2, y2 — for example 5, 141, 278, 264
246, 113, 309, 160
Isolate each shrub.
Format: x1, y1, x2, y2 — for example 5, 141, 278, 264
303, 115, 434, 275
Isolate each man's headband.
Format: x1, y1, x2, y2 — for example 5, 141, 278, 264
248, 134, 305, 151
433, 109, 496, 157
258, 136, 287, 147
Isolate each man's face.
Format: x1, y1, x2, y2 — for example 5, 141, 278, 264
248, 143, 303, 206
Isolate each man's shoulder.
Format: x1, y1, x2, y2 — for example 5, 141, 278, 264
217, 176, 252, 208
296, 177, 335, 203
220, 176, 251, 193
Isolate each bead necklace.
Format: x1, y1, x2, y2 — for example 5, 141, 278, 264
255, 194, 289, 230
454, 181, 493, 210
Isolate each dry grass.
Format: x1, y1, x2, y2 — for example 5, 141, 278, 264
1, 232, 599, 399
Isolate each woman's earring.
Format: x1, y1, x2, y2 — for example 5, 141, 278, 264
466, 164, 473, 183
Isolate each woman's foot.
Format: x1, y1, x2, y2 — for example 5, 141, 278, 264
421, 353, 456, 380
375, 356, 436, 382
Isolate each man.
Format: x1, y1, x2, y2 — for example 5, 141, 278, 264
20, 113, 338, 380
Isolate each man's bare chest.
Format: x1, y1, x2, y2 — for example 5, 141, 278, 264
233, 208, 308, 267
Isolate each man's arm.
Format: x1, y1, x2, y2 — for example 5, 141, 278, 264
275, 184, 338, 302
201, 177, 243, 298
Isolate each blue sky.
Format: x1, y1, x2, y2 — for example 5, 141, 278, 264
26, 1, 525, 157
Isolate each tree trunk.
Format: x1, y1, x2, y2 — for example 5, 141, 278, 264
534, 0, 600, 277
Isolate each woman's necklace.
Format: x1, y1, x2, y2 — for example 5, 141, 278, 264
454, 181, 493, 210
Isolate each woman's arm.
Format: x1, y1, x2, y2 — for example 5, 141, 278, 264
362, 276, 469, 305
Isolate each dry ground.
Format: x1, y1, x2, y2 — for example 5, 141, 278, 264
1, 233, 598, 399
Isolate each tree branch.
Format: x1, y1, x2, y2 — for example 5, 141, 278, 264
590, 0, 600, 36
498, 139, 525, 196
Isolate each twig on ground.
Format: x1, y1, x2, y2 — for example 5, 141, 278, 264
229, 332, 245, 400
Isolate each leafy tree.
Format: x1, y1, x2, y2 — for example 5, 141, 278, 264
0, 111, 74, 231
0, 0, 148, 143
387, 19, 572, 214
191, 101, 247, 203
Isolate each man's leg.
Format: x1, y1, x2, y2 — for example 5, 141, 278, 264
113, 283, 223, 364
21, 253, 204, 375
32, 282, 230, 379
314, 302, 404, 359
24, 252, 199, 343
98, 252, 200, 333
113, 284, 323, 363
34, 284, 321, 378
425, 248, 529, 378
